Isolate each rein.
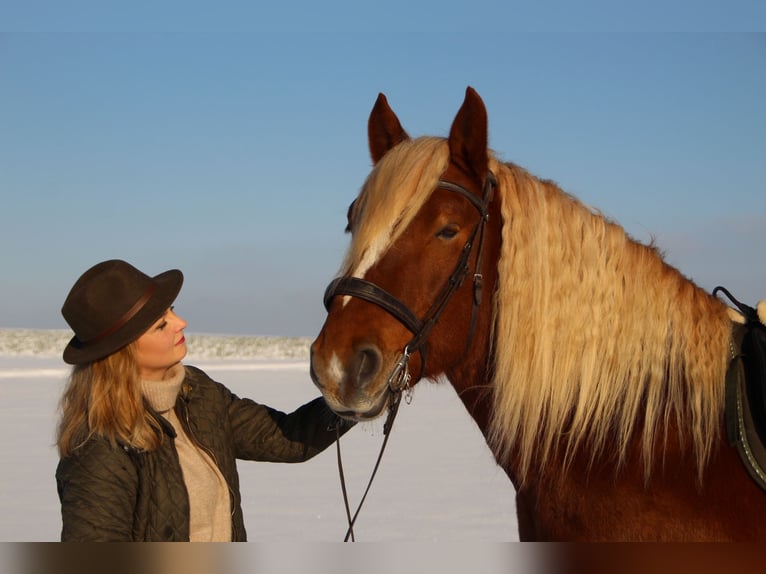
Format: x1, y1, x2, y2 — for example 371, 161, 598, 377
325, 171, 496, 541
335, 384, 405, 541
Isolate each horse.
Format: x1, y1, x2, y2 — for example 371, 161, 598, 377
309, 87, 766, 541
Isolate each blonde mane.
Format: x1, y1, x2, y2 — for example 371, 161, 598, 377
488, 158, 732, 482
345, 135, 733, 482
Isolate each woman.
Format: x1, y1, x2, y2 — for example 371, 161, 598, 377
56, 259, 352, 541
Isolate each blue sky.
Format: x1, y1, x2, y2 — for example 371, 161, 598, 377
2, 6, 765, 336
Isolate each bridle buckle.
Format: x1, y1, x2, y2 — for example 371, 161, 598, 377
387, 348, 413, 399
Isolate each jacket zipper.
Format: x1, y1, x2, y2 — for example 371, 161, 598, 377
176, 401, 240, 539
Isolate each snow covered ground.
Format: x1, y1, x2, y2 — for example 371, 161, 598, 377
0, 330, 518, 543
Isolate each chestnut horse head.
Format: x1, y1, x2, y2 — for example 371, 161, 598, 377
310, 88, 766, 540
311, 87, 501, 423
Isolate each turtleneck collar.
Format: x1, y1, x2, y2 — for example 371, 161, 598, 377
141, 363, 185, 414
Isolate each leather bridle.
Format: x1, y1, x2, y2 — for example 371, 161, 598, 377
323, 171, 496, 389
324, 170, 496, 541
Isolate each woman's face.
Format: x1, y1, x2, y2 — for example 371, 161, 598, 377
135, 307, 188, 380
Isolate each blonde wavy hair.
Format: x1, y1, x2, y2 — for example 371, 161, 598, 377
57, 342, 163, 457
486, 159, 732, 482
347, 136, 733, 482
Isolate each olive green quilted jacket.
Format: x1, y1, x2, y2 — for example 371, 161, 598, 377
56, 365, 349, 541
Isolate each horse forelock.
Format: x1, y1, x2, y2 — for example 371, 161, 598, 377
486, 159, 732, 483
341, 137, 450, 278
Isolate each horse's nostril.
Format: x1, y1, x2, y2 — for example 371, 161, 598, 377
352, 346, 382, 389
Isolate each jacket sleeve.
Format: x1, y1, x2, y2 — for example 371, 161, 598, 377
226, 390, 355, 463
56, 439, 138, 542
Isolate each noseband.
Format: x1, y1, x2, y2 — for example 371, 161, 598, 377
323, 171, 496, 387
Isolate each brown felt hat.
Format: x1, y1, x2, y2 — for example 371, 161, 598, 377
61, 259, 183, 365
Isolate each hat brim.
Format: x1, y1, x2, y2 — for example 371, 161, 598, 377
63, 269, 184, 365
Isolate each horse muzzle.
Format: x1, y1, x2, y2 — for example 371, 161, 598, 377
310, 343, 395, 421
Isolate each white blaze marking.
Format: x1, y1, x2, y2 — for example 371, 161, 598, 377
328, 352, 344, 383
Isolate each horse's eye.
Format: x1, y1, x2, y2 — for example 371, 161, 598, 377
436, 225, 459, 240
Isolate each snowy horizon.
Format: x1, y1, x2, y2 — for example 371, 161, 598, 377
0, 328, 311, 361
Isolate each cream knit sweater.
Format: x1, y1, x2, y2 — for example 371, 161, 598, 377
142, 364, 232, 542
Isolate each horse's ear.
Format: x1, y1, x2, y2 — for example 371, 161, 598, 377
368, 93, 410, 164
448, 87, 489, 181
